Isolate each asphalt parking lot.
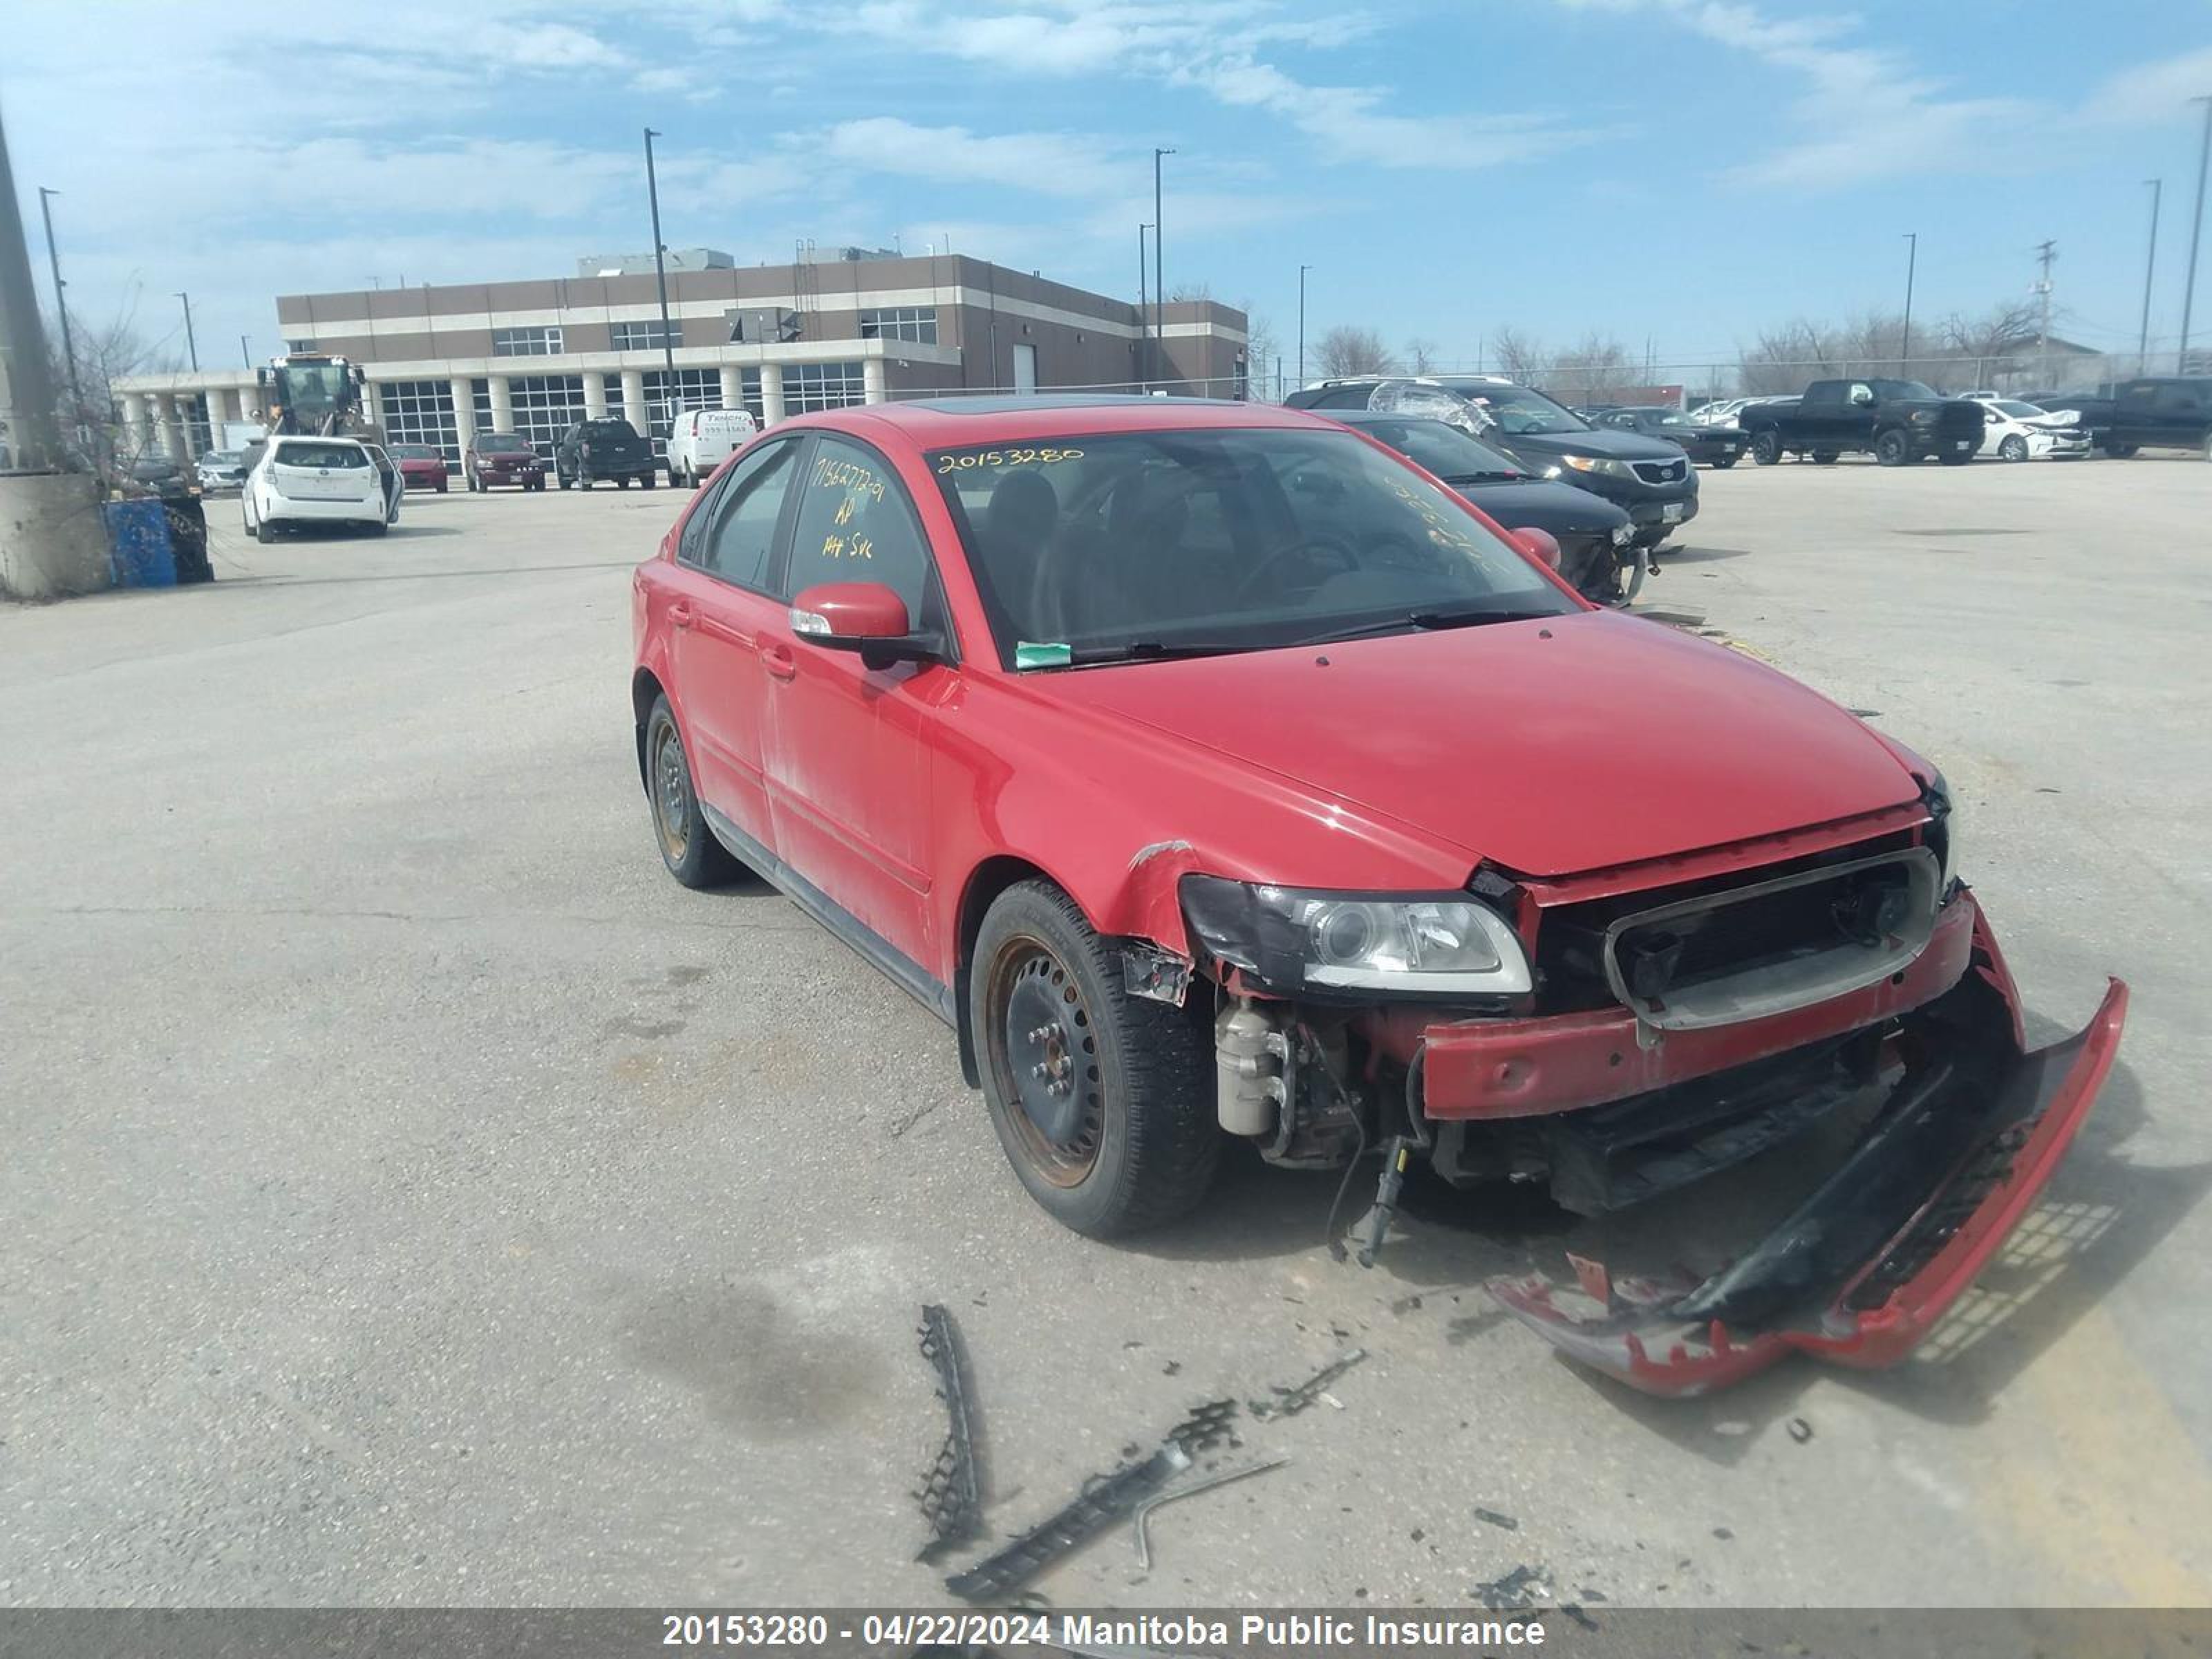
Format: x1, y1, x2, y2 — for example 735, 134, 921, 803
4, 453, 2209, 1609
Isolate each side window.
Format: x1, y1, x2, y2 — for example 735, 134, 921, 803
2153, 382, 2200, 411
784, 436, 938, 626
685, 438, 798, 589
1309, 386, 1372, 409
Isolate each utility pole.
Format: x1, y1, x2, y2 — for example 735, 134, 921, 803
1899, 232, 1917, 374
2141, 179, 2163, 373
1297, 263, 1311, 386
643, 126, 677, 414
0, 99, 64, 469
2180, 96, 2212, 371
35, 187, 82, 428
1152, 147, 1172, 392
240, 333, 252, 369
175, 291, 198, 371
2032, 239, 2057, 387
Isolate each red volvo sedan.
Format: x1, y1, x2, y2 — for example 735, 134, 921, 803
630, 395, 2124, 1396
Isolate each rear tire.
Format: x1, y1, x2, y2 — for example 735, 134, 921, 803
363, 520, 387, 537
1711, 453, 1738, 469
255, 517, 276, 544
1875, 429, 1911, 467
644, 695, 741, 890
1750, 429, 1781, 465
641, 471, 655, 489
971, 881, 1218, 1238
2103, 442, 2139, 458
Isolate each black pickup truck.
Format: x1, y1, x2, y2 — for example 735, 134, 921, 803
1741, 377, 1984, 467
555, 418, 658, 489
2041, 376, 2212, 458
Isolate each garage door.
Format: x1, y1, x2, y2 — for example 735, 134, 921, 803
1013, 344, 1038, 394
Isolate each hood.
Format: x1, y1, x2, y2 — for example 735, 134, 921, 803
1501, 427, 1687, 462
1038, 611, 1922, 879
1450, 477, 1631, 536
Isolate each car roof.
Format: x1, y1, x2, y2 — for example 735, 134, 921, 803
788, 395, 1337, 447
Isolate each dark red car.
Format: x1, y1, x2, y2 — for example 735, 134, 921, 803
629, 396, 2124, 1396
388, 442, 449, 493
465, 431, 546, 492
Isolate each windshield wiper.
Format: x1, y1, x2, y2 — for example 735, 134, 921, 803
1295, 607, 1559, 646
1443, 471, 1528, 484
1062, 639, 1271, 666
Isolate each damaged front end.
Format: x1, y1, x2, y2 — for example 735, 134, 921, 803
1162, 814, 2127, 1396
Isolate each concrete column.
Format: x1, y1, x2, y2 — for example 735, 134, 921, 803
863, 357, 887, 405
487, 374, 514, 433
360, 380, 385, 437
203, 385, 230, 432
718, 366, 744, 413
583, 373, 608, 420
156, 394, 186, 460
122, 393, 149, 456
620, 368, 647, 435
449, 377, 477, 451
760, 363, 785, 426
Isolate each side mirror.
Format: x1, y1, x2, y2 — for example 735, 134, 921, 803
1511, 527, 1562, 570
789, 582, 941, 670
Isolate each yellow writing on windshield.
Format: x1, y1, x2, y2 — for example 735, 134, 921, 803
935, 447, 1084, 474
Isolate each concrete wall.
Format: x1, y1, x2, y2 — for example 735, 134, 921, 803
0, 472, 111, 601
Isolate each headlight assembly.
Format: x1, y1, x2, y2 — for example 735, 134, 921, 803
1922, 769, 1963, 891
1557, 453, 1634, 480
1181, 877, 1532, 997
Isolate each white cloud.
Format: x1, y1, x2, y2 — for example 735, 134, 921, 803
809, 118, 1132, 198
1562, 0, 2034, 188
2082, 46, 2212, 126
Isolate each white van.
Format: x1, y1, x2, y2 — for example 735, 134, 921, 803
241, 437, 401, 542
664, 406, 760, 487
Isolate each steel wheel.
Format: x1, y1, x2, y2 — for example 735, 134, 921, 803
984, 937, 1105, 1188
650, 710, 693, 865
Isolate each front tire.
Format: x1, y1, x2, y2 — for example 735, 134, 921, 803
1875, 429, 1911, 467
1998, 435, 2028, 462
644, 695, 740, 889
2103, 442, 2139, 458
1750, 429, 1781, 465
1711, 453, 1738, 469
971, 881, 1218, 1238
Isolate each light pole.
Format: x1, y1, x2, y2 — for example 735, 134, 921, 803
1297, 263, 1311, 386
1137, 223, 1150, 386
1898, 233, 1916, 375
2180, 97, 2212, 371
175, 290, 198, 371
2141, 179, 2163, 373
1152, 147, 1172, 391
240, 333, 252, 369
643, 126, 677, 402
36, 187, 82, 424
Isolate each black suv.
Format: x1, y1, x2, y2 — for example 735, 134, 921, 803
556, 418, 657, 490
1288, 375, 1698, 548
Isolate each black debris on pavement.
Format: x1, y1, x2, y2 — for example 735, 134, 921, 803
912, 1304, 985, 1564
1473, 1507, 1519, 1532
1788, 1417, 1815, 1444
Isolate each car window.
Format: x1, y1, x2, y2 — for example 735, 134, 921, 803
784, 436, 939, 626
688, 438, 799, 590
929, 427, 1573, 668
274, 441, 368, 469
1311, 386, 1376, 409
2153, 382, 2201, 411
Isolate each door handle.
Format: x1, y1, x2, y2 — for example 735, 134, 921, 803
669, 600, 694, 628
762, 644, 798, 682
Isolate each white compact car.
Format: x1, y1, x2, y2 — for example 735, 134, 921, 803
1974, 399, 2091, 462
664, 406, 760, 487
241, 437, 402, 541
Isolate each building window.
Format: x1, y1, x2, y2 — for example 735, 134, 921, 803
475, 374, 587, 456
784, 361, 867, 413
642, 368, 725, 454
181, 394, 212, 456
859, 306, 937, 345
491, 326, 563, 357
283, 339, 317, 354
377, 379, 460, 464
611, 319, 679, 353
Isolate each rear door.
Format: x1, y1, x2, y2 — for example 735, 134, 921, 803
666, 435, 806, 856
757, 433, 953, 991
271, 440, 375, 502
365, 445, 402, 520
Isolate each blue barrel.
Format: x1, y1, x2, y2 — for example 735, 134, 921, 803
104, 498, 177, 588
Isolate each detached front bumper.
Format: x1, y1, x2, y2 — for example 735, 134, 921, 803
1483, 910, 2126, 1396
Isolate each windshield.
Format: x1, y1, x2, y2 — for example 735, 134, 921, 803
1645, 410, 1692, 427
1348, 418, 1524, 480
203, 451, 241, 465
1442, 382, 1590, 436
390, 444, 439, 460
274, 364, 348, 416
476, 433, 534, 452
1993, 400, 2044, 418
1868, 379, 1941, 401
274, 441, 368, 469
930, 428, 1575, 668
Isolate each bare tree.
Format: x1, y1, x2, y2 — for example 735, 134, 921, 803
44, 304, 179, 468
1940, 301, 2041, 385
1313, 325, 1396, 377
1550, 330, 1634, 405
1404, 337, 1440, 374
1167, 281, 1214, 302
1488, 326, 1547, 385
1240, 304, 1280, 400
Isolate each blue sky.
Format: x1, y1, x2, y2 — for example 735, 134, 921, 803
6, 0, 2211, 382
